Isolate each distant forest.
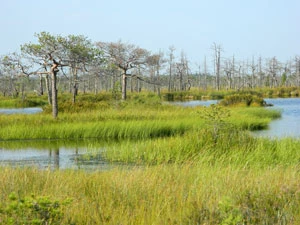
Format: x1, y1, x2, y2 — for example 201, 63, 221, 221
1, 32, 300, 98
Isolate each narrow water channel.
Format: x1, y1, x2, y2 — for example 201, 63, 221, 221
0, 141, 113, 170
0, 147, 109, 170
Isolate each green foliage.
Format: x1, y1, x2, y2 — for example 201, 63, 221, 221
201, 104, 230, 123
200, 104, 231, 143
218, 197, 243, 225
0, 96, 47, 108
1, 165, 300, 224
237, 189, 295, 224
0, 192, 72, 225
112, 81, 121, 100
219, 93, 265, 106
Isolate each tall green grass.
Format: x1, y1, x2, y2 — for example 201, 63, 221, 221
103, 127, 300, 168
0, 95, 48, 108
1, 164, 300, 224
1, 93, 300, 224
0, 102, 280, 141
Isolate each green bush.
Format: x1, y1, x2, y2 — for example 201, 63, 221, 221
0, 192, 72, 225
219, 94, 265, 107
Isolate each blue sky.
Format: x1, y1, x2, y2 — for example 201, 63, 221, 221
1, 0, 299, 71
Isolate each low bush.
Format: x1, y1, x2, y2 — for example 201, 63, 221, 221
0, 192, 72, 225
219, 93, 266, 106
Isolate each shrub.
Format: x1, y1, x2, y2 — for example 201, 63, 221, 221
219, 94, 265, 107
0, 192, 73, 225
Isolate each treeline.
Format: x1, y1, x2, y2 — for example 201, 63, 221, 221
0, 32, 299, 110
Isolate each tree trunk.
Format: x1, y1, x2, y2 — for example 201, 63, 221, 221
121, 71, 127, 100
72, 83, 77, 103
45, 75, 52, 105
51, 63, 59, 118
72, 68, 78, 104
39, 75, 44, 95
157, 67, 160, 96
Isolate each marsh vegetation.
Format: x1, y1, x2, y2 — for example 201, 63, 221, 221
1, 90, 300, 224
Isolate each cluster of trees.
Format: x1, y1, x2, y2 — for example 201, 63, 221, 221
0, 32, 300, 117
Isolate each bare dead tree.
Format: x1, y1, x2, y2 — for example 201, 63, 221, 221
250, 56, 257, 88
266, 57, 280, 88
96, 41, 149, 100
167, 46, 176, 91
295, 56, 300, 87
212, 43, 222, 90
203, 56, 208, 90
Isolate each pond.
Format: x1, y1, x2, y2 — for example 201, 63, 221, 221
172, 99, 219, 107
1, 98, 299, 170
174, 98, 300, 138
253, 98, 300, 138
0, 140, 129, 170
0, 107, 43, 114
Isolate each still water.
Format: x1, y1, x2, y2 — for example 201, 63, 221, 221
253, 98, 300, 138
0, 107, 43, 114
0, 98, 299, 169
175, 98, 300, 138
0, 141, 116, 170
0, 147, 109, 170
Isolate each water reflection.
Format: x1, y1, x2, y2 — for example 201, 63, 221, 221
0, 144, 112, 170
1, 98, 299, 170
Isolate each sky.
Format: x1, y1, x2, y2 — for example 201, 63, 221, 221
1, 0, 299, 72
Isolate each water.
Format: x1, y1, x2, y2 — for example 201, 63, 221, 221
0, 145, 112, 170
173, 100, 218, 107
174, 98, 300, 138
1, 99, 299, 169
253, 98, 300, 138
0, 107, 43, 114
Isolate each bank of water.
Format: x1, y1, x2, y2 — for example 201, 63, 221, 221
1, 98, 299, 169
174, 98, 300, 138
253, 98, 300, 138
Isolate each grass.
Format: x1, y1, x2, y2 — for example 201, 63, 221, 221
1, 92, 299, 224
1, 163, 300, 224
0, 112, 189, 141
0, 95, 48, 108
0, 99, 280, 141
103, 127, 300, 168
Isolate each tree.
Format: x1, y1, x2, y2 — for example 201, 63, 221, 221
212, 43, 222, 90
223, 56, 235, 90
58, 35, 101, 103
0, 55, 21, 97
146, 51, 166, 95
295, 56, 300, 87
266, 57, 280, 88
167, 46, 176, 91
0, 53, 36, 98
20, 32, 66, 118
21, 32, 101, 118
96, 41, 149, 100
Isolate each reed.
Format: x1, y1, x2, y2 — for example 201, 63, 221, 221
0, 102, 279, 141
103, 126, 300, 169
1, 163, 300, 224
1, 94, 300, 224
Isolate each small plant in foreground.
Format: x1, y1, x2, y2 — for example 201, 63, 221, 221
0, 192, 73, 225
200, 104, 231, 143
